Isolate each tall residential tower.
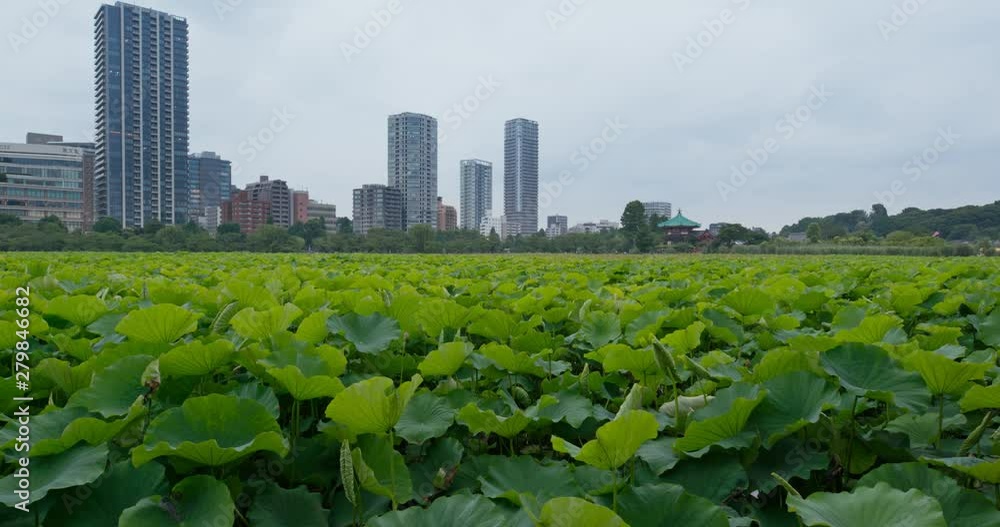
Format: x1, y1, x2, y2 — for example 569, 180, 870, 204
504, 118, 539, 236
387, 112, 438, 229
94, 2, 190, 228
459, 159, 492, 230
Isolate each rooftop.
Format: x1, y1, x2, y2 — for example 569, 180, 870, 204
658, 210, 701, 228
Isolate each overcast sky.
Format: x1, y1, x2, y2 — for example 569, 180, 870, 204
3, 0, 998, 231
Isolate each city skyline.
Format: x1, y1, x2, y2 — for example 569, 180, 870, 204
2, 1, 998, 231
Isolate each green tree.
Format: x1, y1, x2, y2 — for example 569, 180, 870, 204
806, 222, 821, 243
621, 201, 648, 253
0, 214, 22, 227
409, 224, 435, 253
93, 217, 122, 234
336, 217, 353, 235
289, 219, 327, 249
217, 223, 242, 236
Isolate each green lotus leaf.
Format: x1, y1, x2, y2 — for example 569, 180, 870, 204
46, 461, 168, 527
223, 280, 278, 309
468, 309, 519, 343
748, 437, 829, 493
617, 483, 729, 527
418, 341, 472, 378
115, 304, 200, 344
857, 462, 1000, 527
0, 444, 108, 507
529, 391, 606, 428
49, 333, 95, 361
408, 437, 464, 505
119, 475, 234, 527
674, 384, 768, 453
722, 288, 776, 317
578, 311, 622, 349
295, 309, 332, 344
886, 413, 966, 449
974, 309, 1000, 347
66, 355, 155, 418
231, 303, 303, 341
369, 494, 509, 527
662, 451, 748, 503
636, 437, 680, 475
133, 394, 288, 467
601, 345, 658, 380
903, 350, 991, 396
922, 456, 1000, 484
260, 342, 347, 400
819, 344, 930, 412
786, 482, 946, 527
325, 375, 422, 436
0, 404, 142, 456
751, 348, 822, 382
552, 410, 658, 470
44, 294, 108, 327
226, 381, 281, 419
538, 497, 626, 527
247, 485, 329, 527
659, 322, 706, 355
626, 310, 669, 346
328, 312, 402, 354
394, 392, 456, 443
477, 342, 546, 377
352, 434, 412, 505
702, 308, 745, 345
33, 357, 93, 397
959, 383, 1000, 412
476, 456, 582, 505
158, 340, 235, 377
748, 371, 840, 446
413, 298, 473, 338
835, 314, 907, 345
456, 403, 532, 439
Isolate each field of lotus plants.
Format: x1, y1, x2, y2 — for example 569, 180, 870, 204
1, 252, 1000, 526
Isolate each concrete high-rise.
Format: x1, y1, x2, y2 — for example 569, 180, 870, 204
353, 184, 403, 235
460, 159, 492, 231
504, 118, 539, 236
221, 176, 291, 233
437, 197, 457, 231
26, 133, 96, 231
94, 2, 190, 229
388, 113, 438, 229
546, 215, 568, 238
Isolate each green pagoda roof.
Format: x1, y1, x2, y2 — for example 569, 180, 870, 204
657, 210, 701, 228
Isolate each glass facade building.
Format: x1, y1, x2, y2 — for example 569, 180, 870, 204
460, 159, 492, 231
388, 113, 438, 230
94, 2, 190, 228
188, 151, 232, 224
0, 143, 85, 230
504, 118, 539, 236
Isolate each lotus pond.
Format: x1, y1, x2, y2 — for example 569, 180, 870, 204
1, 253, 1000, 526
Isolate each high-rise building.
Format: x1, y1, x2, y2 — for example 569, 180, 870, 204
437, 197, 457, 231
188, 152, 232, 227
388, 113, 438, 229
504, 118, 539, 236
94, 2, 190, 229
642, 201, 672, 220
292, 190, 310, 224
546, 215, 568, 238
307, 200, 337, 234
0, 142, 86, 230
460, 159, 492, 230
353, 184, 403, 235
221, 175, 291, 233
26, 133, 96, 231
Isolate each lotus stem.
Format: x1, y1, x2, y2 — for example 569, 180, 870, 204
936, 395, 944, 449
844, 396, 859, 484
389, 429, 398, 511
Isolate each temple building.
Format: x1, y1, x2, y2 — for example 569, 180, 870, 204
657, 210, 701, 243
